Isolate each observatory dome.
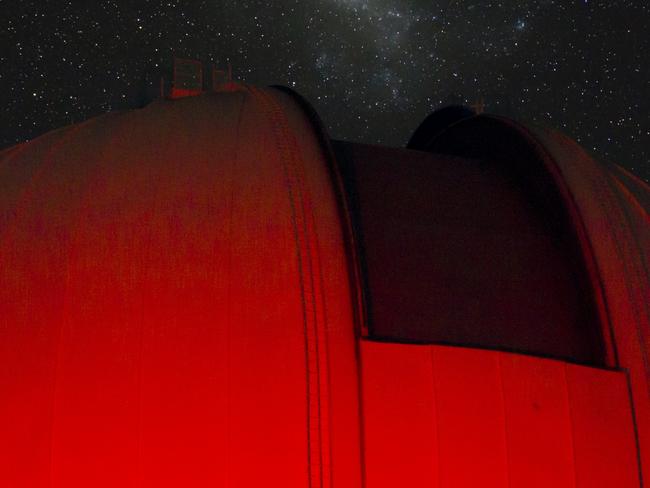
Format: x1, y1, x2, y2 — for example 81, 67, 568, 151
0, 85, 648, 487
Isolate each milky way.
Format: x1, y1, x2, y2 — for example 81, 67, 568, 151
2, 1, 649, 180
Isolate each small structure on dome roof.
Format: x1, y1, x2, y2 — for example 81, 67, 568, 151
160, 57, 242, 99
212, 62, 242, 92
169, 57, 203, 99
470, 96, 486, 114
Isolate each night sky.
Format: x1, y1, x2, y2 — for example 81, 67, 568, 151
2, 1, 649, 181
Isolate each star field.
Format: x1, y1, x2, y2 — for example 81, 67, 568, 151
2, 1, 649, 180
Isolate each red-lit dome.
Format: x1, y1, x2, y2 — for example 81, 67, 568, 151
0, 86, 648, 487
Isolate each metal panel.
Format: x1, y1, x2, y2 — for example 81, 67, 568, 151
361, 340, 640, 487
432, 346, 508, 487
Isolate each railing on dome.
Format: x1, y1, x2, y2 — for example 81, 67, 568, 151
160, 58, 241, 99
170, 58, 203, 99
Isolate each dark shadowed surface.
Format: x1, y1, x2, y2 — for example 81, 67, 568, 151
334, 140, 604, 365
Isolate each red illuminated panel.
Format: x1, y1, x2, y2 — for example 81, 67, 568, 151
566, 364, 640, 487
499, 353, 574, 487
432, 347, 508, 487
361, 342, 438, 486
361, 341, 640, 487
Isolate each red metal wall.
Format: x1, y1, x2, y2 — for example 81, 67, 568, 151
361, 341, 640, 487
